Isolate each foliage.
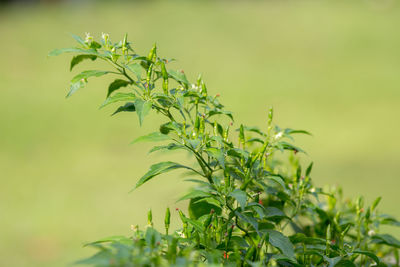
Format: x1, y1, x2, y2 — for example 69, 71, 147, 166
51, 33, 400, 266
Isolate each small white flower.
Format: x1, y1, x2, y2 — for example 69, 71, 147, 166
368, 230, 375, 236
85, 32, 93, 44
275, 132, 283, 139
101, 32, 109, 41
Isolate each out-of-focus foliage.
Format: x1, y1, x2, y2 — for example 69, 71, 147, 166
52, 34, 400, 266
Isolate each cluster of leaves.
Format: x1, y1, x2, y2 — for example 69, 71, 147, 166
51, 33, 400, 267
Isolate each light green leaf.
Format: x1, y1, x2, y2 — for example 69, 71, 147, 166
70, 33, 86, 46
206, 147, 225, 168
134, 99, 152, 126
134, 162, 191, 190
178, 190, 211, 202
168, 69, 189, 85
229, 189, 247, 210
67, 70, 109, 97
101, 93, 136, 108
107, 79, 131, 97
48, 47, 100, 57
126, 63, 143, 80
131, 132, 171, 144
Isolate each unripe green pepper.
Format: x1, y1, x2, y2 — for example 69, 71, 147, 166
199, 116, 205, 135
165, 207, 171, 235
161, 61, 169, 94
148, 209, 153, 227
239, 124, 245, 149
147, 43, 157, 62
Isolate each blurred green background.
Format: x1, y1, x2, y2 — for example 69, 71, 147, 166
1, 0, 400, 266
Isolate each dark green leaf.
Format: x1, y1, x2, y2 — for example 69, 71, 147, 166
107, 79, 131, 97
265, 230, 296, 261
70, 55, 97, 71
352, 250, 379, 264
134, 162, 191, 190
111, 102, 136, 116
372, 234, 400, 248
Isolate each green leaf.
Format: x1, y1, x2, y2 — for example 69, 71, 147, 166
193, 197, 222, 208
48, 47, 100, 57
229, 189, 247, 210
168, 69, 189, 85
70, 55, 97, 71
149, 143, 183, 154
334, 260, 356, 267
189, 197, 222, 219
101, 93, 136, 108
131, 132, 171, 144
134, 99, 152, 126
265, 230, 296, 261
134, 162, 191, 190
111, 102, 136, 116
107, 79, 131, 97
372, 234, 400, 248
206, 147, 225, 168
84, 236, 131, 247
126, 63, 143, 80
352, 250, 379, 264
67, 70, 109, 97
70, 33, 86, 46
284, 128, 312, 136
178, 190, 211, 202
306, 162, 314, 177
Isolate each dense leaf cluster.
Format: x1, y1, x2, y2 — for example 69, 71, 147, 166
51, 33, 400, 267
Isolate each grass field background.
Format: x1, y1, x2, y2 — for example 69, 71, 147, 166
1, 1, 400, 266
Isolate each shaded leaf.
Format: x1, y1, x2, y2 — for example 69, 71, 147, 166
265, 230, 296, 261
107, 79, 131, 97
111, 102, 136, 116
70, 55, 97, 71
134, 162, 192, 190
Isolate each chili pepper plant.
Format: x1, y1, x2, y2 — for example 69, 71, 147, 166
50, 33, 400, 267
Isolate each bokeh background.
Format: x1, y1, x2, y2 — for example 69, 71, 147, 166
1, 0, 400, 266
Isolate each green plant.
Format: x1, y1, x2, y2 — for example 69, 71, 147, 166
50, 33, 400, 267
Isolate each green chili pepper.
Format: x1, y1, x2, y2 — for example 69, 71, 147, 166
161, 61, 169, 94
239, 124, 245, 149
201, 82, 207, 96
146, 63, 154, 94
148, 209, 153, 227
199, 116, 205, 134
223, 125, 230, 142
165, 207, 171, 235
147, 43, 157, 62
